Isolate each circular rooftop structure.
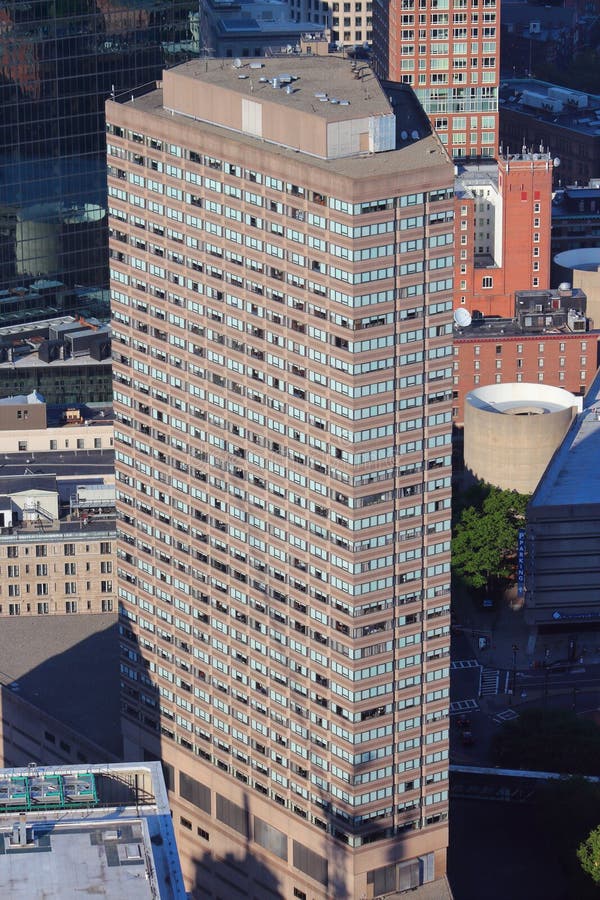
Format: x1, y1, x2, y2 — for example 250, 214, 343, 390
464, 383, 581, 493
554, 249, 600, 272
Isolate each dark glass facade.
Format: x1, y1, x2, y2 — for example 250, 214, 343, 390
0, 0, 197, 291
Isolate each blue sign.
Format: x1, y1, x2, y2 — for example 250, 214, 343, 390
517, 528, 526, 597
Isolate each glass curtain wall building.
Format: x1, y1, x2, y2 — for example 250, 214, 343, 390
0, 0, 196, 292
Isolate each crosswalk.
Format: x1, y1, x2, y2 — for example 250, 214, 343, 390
449, 698, 479, 715
493, 709, 519, 726
479, 667, 500, 696
451, 659, 480, 670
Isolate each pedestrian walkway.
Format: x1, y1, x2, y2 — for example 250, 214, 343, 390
479, 668, 500, 696
492, 709, 519, 726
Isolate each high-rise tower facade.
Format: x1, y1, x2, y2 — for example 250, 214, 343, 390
110, 57, 454, 899
372, 0, 499, 159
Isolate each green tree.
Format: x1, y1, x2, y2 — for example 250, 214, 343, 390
578, 826, 600, 886
452, 486, 529, 591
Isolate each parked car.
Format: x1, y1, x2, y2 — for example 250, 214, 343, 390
461, 730, 475, 746
456, 715, 471, 729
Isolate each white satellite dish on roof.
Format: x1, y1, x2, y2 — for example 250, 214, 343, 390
453, 308, 472, 328
233, 58, 242, 69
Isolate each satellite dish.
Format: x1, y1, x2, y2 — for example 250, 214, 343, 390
553, 157, 561, 167
411, 130, 419, 140
401, 130, 408, 140
453, 308, 472, 328
233, 58, 242, 69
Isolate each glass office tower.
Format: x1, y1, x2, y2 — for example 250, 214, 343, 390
0, 0, 196, 290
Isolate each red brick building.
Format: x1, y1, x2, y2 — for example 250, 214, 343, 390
452, 289, 597, 425
454, 153, 554, 318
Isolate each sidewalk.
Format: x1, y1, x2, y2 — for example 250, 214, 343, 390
453, 584, 600, 672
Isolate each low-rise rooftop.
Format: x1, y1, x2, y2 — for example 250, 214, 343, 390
0, 762, 185, 899
500, 79, 600, 137
530, 367, 600, 508
0, 614, 121, 757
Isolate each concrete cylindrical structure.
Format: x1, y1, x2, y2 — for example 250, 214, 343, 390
464, 382, 580, 493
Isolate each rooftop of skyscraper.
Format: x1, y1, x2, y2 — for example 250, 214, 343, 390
117, 55, 447, 172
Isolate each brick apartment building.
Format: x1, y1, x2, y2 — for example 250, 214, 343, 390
108, 56, 454, 899
372, 0, 499, 159
452, 288, 597, 426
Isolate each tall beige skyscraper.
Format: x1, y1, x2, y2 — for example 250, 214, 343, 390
109, 56, 454, 899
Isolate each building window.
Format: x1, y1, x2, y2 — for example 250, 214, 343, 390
538, 373, 544, 382
580, 371, 587, 381
495, 344, 501, 354
18, 441, 27, 452
474, 361, 480, 370
36, 545, 47, 557
37, 602, 49, 615
517, 359, 523, 369
538, 358, 544, 368
495, 359, 501, 369
66, 601, 78, 614
474, 375, 480, 384
532, 278, 539, 287
474, 346, 480, 355
482, 276, 493, 288
37, 584, 48, 596
495, 374, 502, 383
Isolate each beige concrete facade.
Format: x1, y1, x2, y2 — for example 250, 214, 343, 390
464, 383, 580, 494
110, 56, 453, 900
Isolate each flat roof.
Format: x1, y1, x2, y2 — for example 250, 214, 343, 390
0, 762, 185, 900
167, 55, 392, 122
500, 79, 600, 136
0, 614, 121, 758
530, 367, 600, 508
0, 449, 114, 479
120, 83, 448, 181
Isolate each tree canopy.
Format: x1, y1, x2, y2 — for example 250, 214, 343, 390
578, 826, 600, 886
492, 708, 600, 776
452, 486, 529, 592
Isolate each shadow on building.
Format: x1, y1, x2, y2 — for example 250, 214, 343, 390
0, 613, 123, 769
